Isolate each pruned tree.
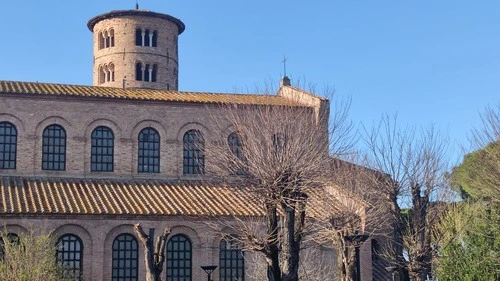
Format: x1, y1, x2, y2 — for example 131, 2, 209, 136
133, 224, 171, 281
206, 85, 354, 281
362, 115, 451, 281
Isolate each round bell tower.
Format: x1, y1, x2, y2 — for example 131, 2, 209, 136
88, 9, 185, 90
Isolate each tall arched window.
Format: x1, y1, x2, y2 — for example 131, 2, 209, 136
138, 127, 160, 173
42, 124, 66, 171
135, 28, 142, 46
98, 31, 104, 49
99, 65, 105, 84
228, 132, 243, 161
57, 234, 83, 281
0, 122, 17, 169
219, 239, 244, 281
144, 29, 151, 47
167, 234, 192, 281
91, 126, 114, 172
152, 64, 158, 82
136, 62, 143, 81
144, 64, 151, 82
110, 28, 115, 47
152, 31, 158, 47
108, 63, 115, 82
112, 234, 138, 281
183, 130, 204, 175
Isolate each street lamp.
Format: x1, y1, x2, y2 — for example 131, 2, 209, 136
201, 265, 218, 281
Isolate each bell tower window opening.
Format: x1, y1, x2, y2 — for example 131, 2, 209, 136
98, 66, 105, 85
152, 65, 157, 82
152, 31, 158, 47
98, 31, 104, 50
135, 28, 142, 46
144, 64, 151, 82
135, 62, 143, 81
144, 29, 151, 47
109, 29, 115, 47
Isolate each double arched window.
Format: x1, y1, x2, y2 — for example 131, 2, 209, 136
183, 130, 205, 175
219, 239, 245, 281
98, 29, 115, 49
56, 234, 83, 281
112, 234, 138, 281
91, 126, 114, 172
99, 63, 115, 84
135, 28, 158, 47
0, 122, 17, 169
167, 234, 192, 281
138, 127, 160, 173
42, 124, 66, 171
135, 62, 157, 82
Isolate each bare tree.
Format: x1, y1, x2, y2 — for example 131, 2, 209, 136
206, 85, 353, 281
133, 224, 171, 281
362, 115, 451, 281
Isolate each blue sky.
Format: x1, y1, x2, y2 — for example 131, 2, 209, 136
0, 0, 498, 161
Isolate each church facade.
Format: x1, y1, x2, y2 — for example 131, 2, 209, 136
0, 7, 385, 281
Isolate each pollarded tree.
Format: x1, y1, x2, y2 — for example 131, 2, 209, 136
207, 84, 354, 281
363, 115, 451, 281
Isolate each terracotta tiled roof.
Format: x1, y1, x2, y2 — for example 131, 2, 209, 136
0, 81, 302, 106
0, 176, 339, 218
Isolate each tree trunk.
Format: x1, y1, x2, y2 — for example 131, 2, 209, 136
134, 224, 171, 281
265, 203, 281, 281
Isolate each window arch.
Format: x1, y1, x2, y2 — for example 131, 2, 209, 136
57, 234, 83, 280
167, 234, 192, 281
138, 127, 160, 173
91, 126, 114, 172
107, 63, 115, 82
228, 132, 243, 161
112, 234, 138, 281
42, 124, 66, 171
183, 130, 205, 175
0, 122, 17, 169
135, 28, 142, 46
98, 31, 104, 49
144, 64, 151, 82
219, 239, 244, 281
135, 62, 143, 81
99, 65, 105, 84
109, 28, 115, 47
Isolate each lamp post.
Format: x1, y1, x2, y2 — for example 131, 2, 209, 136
201, 265, 218, 281
345, 233, 369, 281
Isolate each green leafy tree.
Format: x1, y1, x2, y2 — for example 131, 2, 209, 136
0, 230, 69, 281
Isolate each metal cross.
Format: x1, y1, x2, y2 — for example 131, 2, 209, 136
282, 55, 287, 76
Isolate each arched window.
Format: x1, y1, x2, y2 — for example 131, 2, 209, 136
135, 28, 142, 46
0, 122, 17, 169
135, 62, 143, 81
219, 239, 244, 281
167, 234, 192, 281
42, 124, 66, 171
112, 234, 138, 281
98, 31, 104, 50
152, 64, 158, 82
57, 234, 83, 280
0, 233, 19, 260
91, 126, 114, 172
228, 132, 246, 175
110, 29, 115, 47
144, 64, 151, 82
152, 31, 158, 47
183, 130, 204, 175
98, 65, 105, 84
108, 63, 115, 82
138, 127, 160, 173
104, 30, 110, 48
144, 29, 151, 47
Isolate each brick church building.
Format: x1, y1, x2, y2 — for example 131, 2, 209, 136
0, 7, 388, 281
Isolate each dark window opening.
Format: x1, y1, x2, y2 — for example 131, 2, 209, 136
112, 234, 138, 281
138, 127, 160, 173
152, 64, 157, 82
135, 28, 142, 46
183, 130, 205, 175
0, 122, 17, 169
136, 62, 143, 81
42, 124, 66, 171
219, 239, 244, 281
167, 234, 192, 281
152, 31, 158, 47
91, 126, 114, 172
57, 234, 83, 281
144, 29, 150, 47
144, 64, 150, 82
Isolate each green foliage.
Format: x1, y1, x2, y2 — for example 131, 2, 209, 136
436, 202, 500, 281
451, 141, 500, 201
0, 230, 70, 281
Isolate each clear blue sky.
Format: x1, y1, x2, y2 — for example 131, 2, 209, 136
0, 0, 498, 161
